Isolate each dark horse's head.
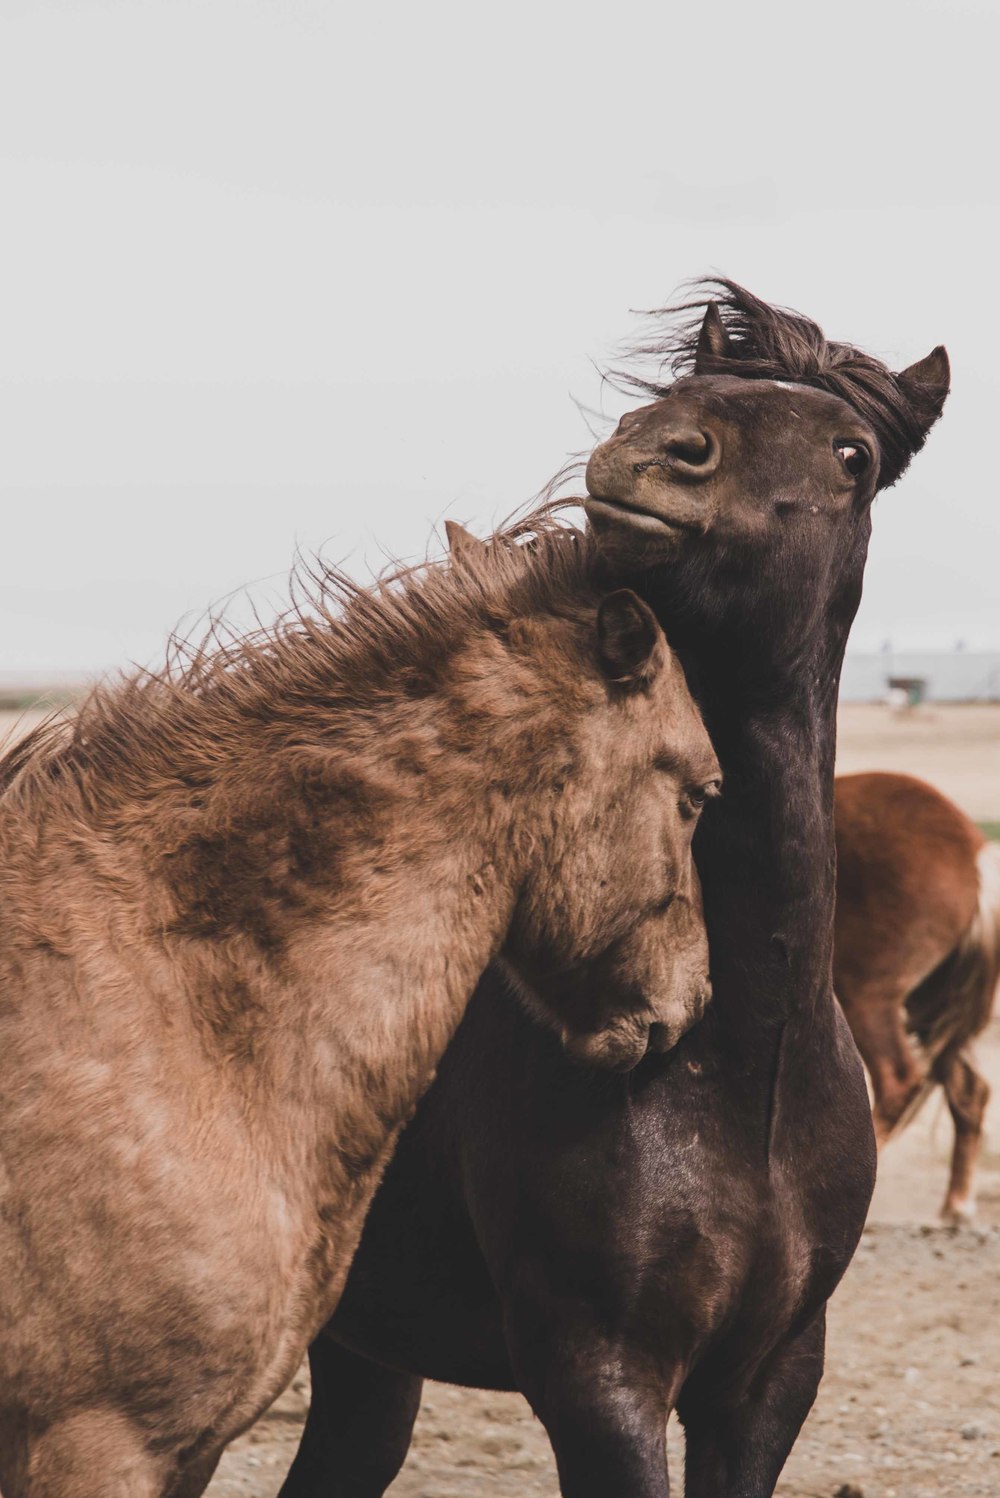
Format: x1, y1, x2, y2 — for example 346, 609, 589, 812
584, 280, 949, 661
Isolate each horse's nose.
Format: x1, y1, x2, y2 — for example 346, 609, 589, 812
633, 427, 721, 482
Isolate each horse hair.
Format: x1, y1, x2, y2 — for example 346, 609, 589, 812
0, 511, 593, 817
613, 277, 944, 488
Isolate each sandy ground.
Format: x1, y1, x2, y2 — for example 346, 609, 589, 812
1, 700, 998, 1495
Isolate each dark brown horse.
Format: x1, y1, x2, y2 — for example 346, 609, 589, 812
279, 281, 950, 1498
0, 533, 720, 1496
835, 771, 1000, 1222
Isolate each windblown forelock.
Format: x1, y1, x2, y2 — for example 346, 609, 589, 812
611, 278, 935, 489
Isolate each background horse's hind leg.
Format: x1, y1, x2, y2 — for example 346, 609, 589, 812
278, 1336, 423, 1498
839, 986, 924, 1143
935, 1047, 991, 1223
680, 1312, 825, 1498
17, 1409, 170, 1498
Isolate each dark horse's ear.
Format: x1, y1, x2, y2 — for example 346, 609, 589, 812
596, 590, 666, 690
693, 302, 733, 373
445, 520, 488, 569
896, 345, 951, 440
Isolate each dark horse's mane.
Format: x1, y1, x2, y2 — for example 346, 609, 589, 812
615, 278, 943, 488
0, 512, 594, 814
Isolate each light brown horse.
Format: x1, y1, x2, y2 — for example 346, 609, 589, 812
835, 771, 1000, 1221
0, 526, 720, 1497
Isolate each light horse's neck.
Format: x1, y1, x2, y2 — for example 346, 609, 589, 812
283, 733, 524, 1128
174, 651, 540, 1336
218, 675, 532, 1118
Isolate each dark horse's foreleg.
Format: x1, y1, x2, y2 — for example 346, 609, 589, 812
935, 1046, 991, 1222
504, 1299, 671, 1497
278, 1336, 423, 1498
680, 1312, 825, 1498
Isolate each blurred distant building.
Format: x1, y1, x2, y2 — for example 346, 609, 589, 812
840, 652, 1000, 703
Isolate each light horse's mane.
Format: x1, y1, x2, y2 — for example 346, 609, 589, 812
0, 510, 594, 817
612, 277, 944, 489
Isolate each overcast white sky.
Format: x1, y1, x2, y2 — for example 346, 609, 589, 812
1, 0, 996, 678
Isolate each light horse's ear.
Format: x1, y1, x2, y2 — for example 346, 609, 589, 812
596, 590, 667, 691
444, 520, 488, 569
693, 301, 733, 373
895, 345, 951, 440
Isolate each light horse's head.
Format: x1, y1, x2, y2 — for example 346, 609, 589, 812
448, 524, 719, 1071
583, 280, 950, 658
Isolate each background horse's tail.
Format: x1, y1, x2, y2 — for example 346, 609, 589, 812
902, 840, 1000, 1121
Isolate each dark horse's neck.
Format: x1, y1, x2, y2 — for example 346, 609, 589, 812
660, 604, 850, 1046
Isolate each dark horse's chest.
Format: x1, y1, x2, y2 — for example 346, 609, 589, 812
329, 974, 872, 1398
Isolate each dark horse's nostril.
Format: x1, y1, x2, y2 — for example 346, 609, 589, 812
664, 429, 715, 467
631, 428, 720, 481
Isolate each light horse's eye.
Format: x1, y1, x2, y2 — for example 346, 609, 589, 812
685, 779, 722, 815
834, 440, 871, 479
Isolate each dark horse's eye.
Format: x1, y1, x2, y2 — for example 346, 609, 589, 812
834, 441, 870, 478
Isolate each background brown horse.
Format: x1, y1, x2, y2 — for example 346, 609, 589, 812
835, 771, 1000, 1222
